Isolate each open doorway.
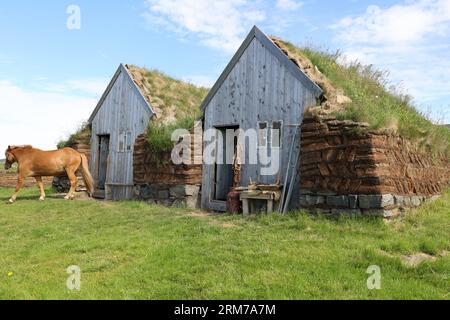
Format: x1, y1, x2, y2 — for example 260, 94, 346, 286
97, 134, 110, 190
213, 126, 239, 201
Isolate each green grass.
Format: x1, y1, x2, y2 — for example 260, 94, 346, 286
146, 116, 197, 156
57, 123, 91, 149
277, 40, 450, 158
0, 187, 449, 300
139, 68, 209, 122
137, 68, 208, 152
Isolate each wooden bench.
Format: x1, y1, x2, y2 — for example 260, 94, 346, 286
240, 192, 278, 215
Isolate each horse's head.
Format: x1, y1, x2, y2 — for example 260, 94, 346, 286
4, 146, 16, 170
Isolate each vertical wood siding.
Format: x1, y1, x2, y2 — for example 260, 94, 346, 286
90, 68, 152, 200
202, 37, 318, 211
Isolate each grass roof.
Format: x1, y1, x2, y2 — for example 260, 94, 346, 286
125, 65, 209, 125
124, 66, 209, 154
271, 38, 450, 159
57, 123, 91, 149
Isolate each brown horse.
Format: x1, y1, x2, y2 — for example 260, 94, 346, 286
4, 145, 94, 203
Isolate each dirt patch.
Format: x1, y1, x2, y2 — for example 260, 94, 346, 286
222, 223, 237, 228
208, 220, 238, 229
402, 253, 436, 268
188, 211, 213, 217
378, 249, 439, 268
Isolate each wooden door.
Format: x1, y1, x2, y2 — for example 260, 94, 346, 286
214, 127, 238, 201
97, 135, 110, 190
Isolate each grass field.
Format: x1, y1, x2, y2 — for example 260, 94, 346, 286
0, 187, 448, 300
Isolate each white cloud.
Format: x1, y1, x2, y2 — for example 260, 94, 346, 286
276, 0, 303, 11
0, 81, 97, 151
143, 0, 266, 52
332, 0, 450, 45
37, 78, 109, 96
331, 0, 450, 122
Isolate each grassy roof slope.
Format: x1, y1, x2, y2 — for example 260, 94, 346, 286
124, 66, 209, 153
57, 123, 91, 149
125, 65, 209, 125
271, 38, 450, 158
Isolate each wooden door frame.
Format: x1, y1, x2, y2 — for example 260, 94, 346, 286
97, 134, 110, 190
211, 125, 239, 202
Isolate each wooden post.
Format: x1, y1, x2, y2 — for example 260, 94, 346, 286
242, 199, 250, 216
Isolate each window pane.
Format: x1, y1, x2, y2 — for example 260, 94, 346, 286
272, 121, 282, 148
118, 133, 125, 152
258, 122, 267, 147
126, 132, 132, 151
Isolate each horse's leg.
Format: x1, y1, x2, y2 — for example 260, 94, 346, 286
36, 177, 46, 201
9, 176, 25, 203
65, 169, 78, 200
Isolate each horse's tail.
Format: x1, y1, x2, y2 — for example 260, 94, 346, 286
80, 154, 94, 196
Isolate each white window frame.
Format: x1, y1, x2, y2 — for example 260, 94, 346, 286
118, 131, 132, 153
258, 122, 268, 148
271, 120, 283, 149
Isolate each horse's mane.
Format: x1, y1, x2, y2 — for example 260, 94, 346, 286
9, 145, 33, 150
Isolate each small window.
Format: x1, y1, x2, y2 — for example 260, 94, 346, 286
258, 122, 268, 148
118, 131, 132, 152
126, 132, 133, 151
271, 121, 282, 148
118, 132, 125, 152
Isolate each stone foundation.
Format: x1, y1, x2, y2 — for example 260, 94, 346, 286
52, 175, 87, 193
299, 114, 450, 217
133, 122, 203, 208
134, 184, 201, 209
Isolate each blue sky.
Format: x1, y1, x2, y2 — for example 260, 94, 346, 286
1, 0, 449, 149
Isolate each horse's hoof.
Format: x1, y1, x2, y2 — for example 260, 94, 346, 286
39, 197, 45, 201
7, 199, 15, 204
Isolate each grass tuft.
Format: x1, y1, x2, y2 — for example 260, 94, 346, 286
57, 123, 91, 150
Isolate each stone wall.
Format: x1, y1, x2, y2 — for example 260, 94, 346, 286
133, 123, 203, 208
299, 114, 450, 217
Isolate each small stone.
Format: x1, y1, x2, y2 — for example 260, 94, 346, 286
403, 196, 412, 207
141, 185, 158, 199
348, 195, 358, 209
359, 194, 394, 209
394, 195, 404, 206
170, 186, 186, 198
158, 190, 170, 199
170, 185, 200, 198
411, 196, 422, 207
185, 185, 200, 196
300, 195, 325, 207
186, 195, 200, 209
380, 194, 395, 207
326, 195, 349, 208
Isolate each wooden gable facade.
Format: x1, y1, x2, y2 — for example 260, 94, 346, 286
201, 26, 323, 211
88, 64, 153, 200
